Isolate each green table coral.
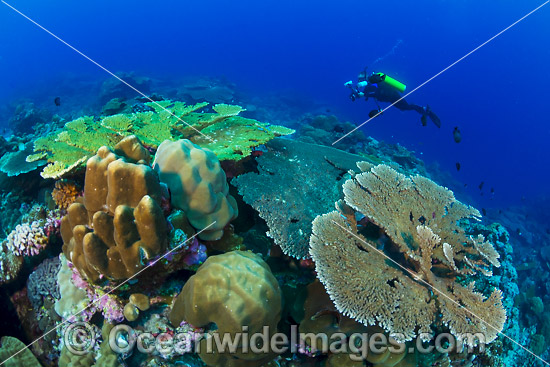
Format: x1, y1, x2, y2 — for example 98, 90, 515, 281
27, 100, 294, 179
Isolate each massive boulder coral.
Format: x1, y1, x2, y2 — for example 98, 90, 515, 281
60, 136, 168, 282
153, 139, 238, 241
310, 164, 506, 347
169, 251, 282, 367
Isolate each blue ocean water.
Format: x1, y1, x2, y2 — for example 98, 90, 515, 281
0, 0, 548, 207
1, 1, 550, 365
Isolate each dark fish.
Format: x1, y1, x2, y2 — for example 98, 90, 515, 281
478, 181, 484, 190
482, 208, 487, 216
453, 126, 462, 143
455, 162, 461, 171
498, 210, 502, 214
490, 187, 495, 194
369, 109, 382, 118
418, 216, 426, 225
420, 114, 427, 126
54, 97, 61, 106
464, 183, 468, 188
409, 212, 414, 222
546, 228, 550, 235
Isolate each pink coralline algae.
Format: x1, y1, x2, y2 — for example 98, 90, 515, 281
44, 210, 62, 237
68, 261, 125, 323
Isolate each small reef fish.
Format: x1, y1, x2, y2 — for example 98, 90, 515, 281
455, 162, 461, 171
453, 126, 462, 143
54, 97, 61, 106
482, 208, 487, 216
478, 181, 485, 190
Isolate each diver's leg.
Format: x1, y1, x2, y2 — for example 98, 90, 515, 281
428, 110, 442, 128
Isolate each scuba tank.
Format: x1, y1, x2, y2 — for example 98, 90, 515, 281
372, 72, 407, 93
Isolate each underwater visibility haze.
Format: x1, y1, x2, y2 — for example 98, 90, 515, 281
0, 0, 549, 366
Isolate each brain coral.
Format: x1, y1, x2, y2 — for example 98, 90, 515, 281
169, 251, 281, 367
310, 164, 506, 347
153, 139, 238, 241
60, 135, 168, 282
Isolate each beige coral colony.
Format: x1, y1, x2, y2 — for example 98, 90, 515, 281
310, 164, 506, 347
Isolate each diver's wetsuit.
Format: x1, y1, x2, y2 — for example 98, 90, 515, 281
362, 82, 442, 128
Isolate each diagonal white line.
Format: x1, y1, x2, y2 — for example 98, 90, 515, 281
0, 221, 217, 366
333, 1, 549, 145
1, 0, 214, 142
330, 219, 550, 366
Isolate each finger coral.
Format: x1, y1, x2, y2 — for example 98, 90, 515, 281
60, 135, 168, 282
169, 251, 282, 367
310, 164, 506, 347
153, 139, 238, 241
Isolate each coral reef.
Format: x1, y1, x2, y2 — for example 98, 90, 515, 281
51, 180, 82, 210
0, 336, 42, 366
234, 138, 373, 258
60, 135, 168, 282
9, 101, 52, 134
0, 142, 46, 177
26, 256, 61, 310
6, 220, 49, 256
54, 255, 89, 320
310, 164, 506, 346
153, 139, 238, 241
169, 251, 282, 366
0, 239, 23, 285
27, 99, 294, 178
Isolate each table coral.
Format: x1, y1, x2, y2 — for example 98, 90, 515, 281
233, 138, 372, 259
169, 251, 282, 367
153, 139, 238, 241
310, 164, 506, 347
27, 99, 294, 179
60, 135, 168, 282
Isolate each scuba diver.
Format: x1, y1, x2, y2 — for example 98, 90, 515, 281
345, 68, 441, 128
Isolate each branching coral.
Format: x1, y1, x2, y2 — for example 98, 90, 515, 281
153, 139, 238, 241
60, 135, 169, 282
6, 220, 49, 256
169, 251, 282, 367
309, 164, 506, 346
27, 100, 294, 178
52, 180, 82, 210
